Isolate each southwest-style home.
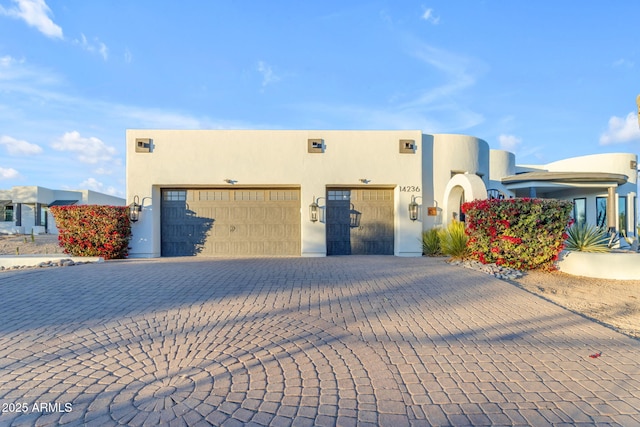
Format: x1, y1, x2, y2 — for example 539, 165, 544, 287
0, 186, 125, 235
125, 130, 638, 258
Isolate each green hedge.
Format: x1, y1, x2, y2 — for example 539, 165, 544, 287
461, 198, 572, 270
50, 205, 131, 260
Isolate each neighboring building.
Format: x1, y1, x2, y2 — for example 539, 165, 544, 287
0, 186, 125, 235
125, 130, 638, 258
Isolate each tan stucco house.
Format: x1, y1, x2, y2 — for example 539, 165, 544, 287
125, 130, 638, 258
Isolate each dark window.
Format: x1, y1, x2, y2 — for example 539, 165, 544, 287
596, 197, 607, 228
1, 205, 13, 222
573, 198, 586, 227
619, 196, 627, 234
163, 190, 187, 201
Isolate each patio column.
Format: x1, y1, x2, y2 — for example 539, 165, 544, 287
607, 186, 616, 230
529, 187, 537, 198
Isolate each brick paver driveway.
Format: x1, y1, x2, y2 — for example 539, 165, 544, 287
1, 257, 639, 426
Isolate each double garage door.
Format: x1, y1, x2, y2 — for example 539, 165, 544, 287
161, 187, 395, 257
161, 188, 301, 256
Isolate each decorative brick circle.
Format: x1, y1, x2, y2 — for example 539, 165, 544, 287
55, 306, 391, 425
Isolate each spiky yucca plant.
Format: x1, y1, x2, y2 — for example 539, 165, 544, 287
564, 223, 610, 252
438, 220, 469, 259
422, 228, 441, 256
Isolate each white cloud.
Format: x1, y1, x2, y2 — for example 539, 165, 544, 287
51, 131, 117, 164
79, 177, 119, 196
612, 58, 634, 68
124, 48, 133, 64
0, 0, 63, 39
421, 8, 440, 24
0, 167, 19, 179
498, 134, 522, 152
599, 112, 640, 145
0, 135, 43, 155
74, 33, 109, 60
257, 61, 280, 88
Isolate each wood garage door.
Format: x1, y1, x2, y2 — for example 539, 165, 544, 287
326, 188, 394, 255
161, 188, 300, 256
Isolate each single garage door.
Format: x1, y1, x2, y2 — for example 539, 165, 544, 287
326, 187, 394, 255
161, 188, 301, 256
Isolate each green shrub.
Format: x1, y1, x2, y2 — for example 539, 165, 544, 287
462, 198, 572, 270
50, 205, 131, 260
564, 223, 610, 252
438, 220, 469, 259
422, 228, 441, 256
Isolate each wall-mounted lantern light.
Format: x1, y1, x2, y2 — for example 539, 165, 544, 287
129, 195, 142, 222
309, 196, 326, 223
409, 195, 422, 221
309, 199, 320, 222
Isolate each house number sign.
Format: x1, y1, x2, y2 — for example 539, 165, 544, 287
399, 186, 421, 192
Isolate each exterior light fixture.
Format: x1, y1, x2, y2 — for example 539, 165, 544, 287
409, 195, 422, 221
360, 178, 371, 184
309, 196, 326, 223
129, 195, 142, 222
224, 179, 236, 184
309, 200, 319, 222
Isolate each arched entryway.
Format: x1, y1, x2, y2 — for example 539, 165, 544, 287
443, 173, 488, 224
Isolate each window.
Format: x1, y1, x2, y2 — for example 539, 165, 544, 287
1, 205, 13, 222
40, 206, 47, 227
596, 197, 607, 228
328, 190, 350, 201
619, 196, 627, 234
573, 198, 586, 227
163, 190, 187, 201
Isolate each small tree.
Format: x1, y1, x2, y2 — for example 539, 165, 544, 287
50, 205, 131, 260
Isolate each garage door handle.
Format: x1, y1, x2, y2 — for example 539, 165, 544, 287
230, 225, 236, 232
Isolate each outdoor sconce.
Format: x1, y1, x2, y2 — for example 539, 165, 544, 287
129, 195, 142, 222
309, 199, 320, 223
408, 195, 422, 221
309, 196, 326, 223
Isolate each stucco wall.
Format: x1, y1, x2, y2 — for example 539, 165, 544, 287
126, 130, 425, 258
422, 134, 490, 228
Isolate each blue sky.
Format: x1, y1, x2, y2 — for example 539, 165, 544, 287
1, 1, 639, 198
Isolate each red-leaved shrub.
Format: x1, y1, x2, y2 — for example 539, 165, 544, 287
462, 198, 572, 270
50, 205, 131, 260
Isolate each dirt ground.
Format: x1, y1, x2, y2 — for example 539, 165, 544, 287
511, 269, 640, 340
0, 233, 64, 255
1, 234, 639, 340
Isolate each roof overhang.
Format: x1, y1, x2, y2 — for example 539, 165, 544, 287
502, 171, 628, 190
48, 200, 79, 207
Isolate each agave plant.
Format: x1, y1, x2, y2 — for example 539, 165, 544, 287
564, 223, 610, 252
438, 220, 469, 259
421, 228, 441, 256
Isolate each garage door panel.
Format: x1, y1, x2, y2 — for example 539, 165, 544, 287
162, 188, 300, 256
326, 188, 394, 255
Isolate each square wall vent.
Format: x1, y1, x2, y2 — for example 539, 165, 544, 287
308, 138, 325, 153
135, 138, 153, 153
399, 139, 416, 154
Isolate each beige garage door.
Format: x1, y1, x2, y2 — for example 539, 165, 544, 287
161, 188, 301, 256
326, 187, 394, 255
